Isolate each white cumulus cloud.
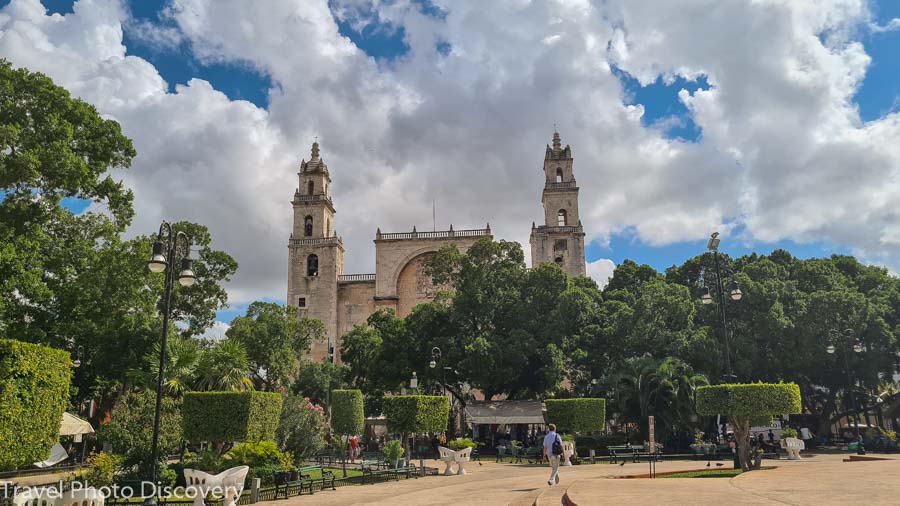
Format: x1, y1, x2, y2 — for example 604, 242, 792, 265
2, 0, 900, 311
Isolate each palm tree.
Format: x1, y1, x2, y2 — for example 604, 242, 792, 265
130, 336, 199, 396
609, 356, 708, 442
195, 338, 254, 391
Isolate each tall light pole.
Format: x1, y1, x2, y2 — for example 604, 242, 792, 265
826, 328, 866, 455
701, 232, 743, 380
430, 347, 452, 399
146, 222, 195, 506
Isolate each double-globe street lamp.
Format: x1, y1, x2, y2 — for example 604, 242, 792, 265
429, 347, 452, 399
146, 222, 196, 506
700, 232, 743, 380
825, 328, 867, 455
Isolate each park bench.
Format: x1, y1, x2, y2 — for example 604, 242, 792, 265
273, 471, 312, 498
297, 466, 336, 493
607, 445, 638, 464
525, 446, 543, 464
781, 437, 804, 460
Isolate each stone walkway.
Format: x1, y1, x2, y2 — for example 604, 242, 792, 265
268, 454, 900, 505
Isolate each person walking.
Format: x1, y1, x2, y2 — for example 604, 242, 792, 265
542, 423, 563, 486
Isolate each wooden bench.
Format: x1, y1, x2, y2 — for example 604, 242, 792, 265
298, 466, 336, 493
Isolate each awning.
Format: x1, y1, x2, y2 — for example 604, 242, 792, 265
59, 412, 94, 436
465, 400, 546, 425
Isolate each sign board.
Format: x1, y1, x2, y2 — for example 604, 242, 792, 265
648, 415, 656, 454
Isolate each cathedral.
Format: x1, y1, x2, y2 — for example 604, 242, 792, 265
287, 131, 586, 362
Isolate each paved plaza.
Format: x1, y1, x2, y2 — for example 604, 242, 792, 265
269, 454, 900, 505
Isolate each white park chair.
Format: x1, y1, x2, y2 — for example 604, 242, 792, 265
13, 486, 104, 506
219, 466, 249, 506
437, 446, 457, 475
562, 441, 575, 466
184, 466, 248, 506
780, 437, 805, 460
454, 447, 473, 476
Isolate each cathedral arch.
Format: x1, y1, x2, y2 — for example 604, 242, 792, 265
304, 215, 313, 236
557, 209, 567, 226
308, 181, 315, 195
556, 167, 563, 182
307, 254, 319, 276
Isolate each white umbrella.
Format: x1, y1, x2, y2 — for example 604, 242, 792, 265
59, 412, 94, 436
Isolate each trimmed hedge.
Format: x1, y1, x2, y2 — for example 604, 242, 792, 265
545, 398, 606, 433
574, 434, 628, 454
331, 389, 364, 435
0, 340, 73, 471
182, 391, 283, 444
382, 395, 449, 434
696, 383, 801, 423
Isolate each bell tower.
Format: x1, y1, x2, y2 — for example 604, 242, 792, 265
529, 131, 586, 277
287, 140, 343, 361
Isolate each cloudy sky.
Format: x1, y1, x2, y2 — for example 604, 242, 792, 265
2, 0, 900, 335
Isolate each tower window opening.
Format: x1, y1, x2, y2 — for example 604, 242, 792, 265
298, 297, 307, 308
307, 254, 319, 277
554, 256, 564, 265
557, 209, 568, 227
556, 167, 563, 183
308, 181, 314, 195
326, 218, 330, 237
304, 215, 313, 237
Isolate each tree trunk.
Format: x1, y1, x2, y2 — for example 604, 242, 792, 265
734, 416, 751, 472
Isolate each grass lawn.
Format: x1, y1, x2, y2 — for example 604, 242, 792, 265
661, 466, 774, 479
661, 469, 743, 478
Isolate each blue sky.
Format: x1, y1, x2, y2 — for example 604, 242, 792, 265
6, 0, 899, 326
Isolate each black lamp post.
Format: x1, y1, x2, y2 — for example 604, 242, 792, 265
700, 232, 743, 380
145, 222, 195, 506
429, 347, 450, 399
826, 328, 866, 455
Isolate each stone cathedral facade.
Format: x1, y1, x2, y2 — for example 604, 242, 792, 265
288, 132, 586, 362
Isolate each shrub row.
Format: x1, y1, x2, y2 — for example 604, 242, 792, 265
382, 395, 449, 434
183, 391, 283, 443
545, 398, 606, 433
0, 340, 72, 471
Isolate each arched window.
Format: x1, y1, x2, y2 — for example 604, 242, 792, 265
556, 167, 563, 183
308, 181, 314, 195
326, 218, 330, 237
307, 254, 319, 276
554, 256, 564, 265
304, 215, 313, 237
557, 209, 567, 227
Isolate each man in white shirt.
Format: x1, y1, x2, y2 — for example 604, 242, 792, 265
543, 423, 561, 486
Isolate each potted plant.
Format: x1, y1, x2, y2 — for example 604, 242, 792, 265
448, 438, 478, 451
689, 431, 715, 455
383, 440, 405, 468
279, 452, 299, 481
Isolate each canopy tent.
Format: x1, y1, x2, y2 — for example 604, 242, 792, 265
59, 412, 94, 436
464, 400, 546, 425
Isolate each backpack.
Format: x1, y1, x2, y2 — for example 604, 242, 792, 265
552, 434, 564, 456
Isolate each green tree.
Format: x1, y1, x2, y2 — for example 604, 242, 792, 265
100, 390, 182, 477
293, 359, 349, 406
227, 302, 325, 391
